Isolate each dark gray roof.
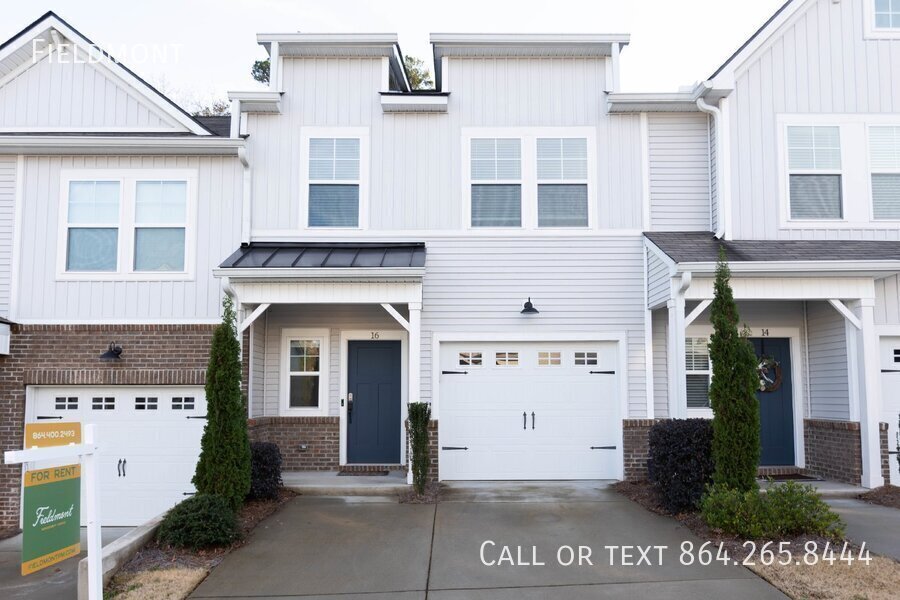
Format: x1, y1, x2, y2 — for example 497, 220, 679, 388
220, 242, 426, 269
194, 116, 231, 137
645, 232, 900, 263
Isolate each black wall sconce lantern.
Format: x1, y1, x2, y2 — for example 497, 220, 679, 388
520, 297, 539, 315
99, 342, 123, 361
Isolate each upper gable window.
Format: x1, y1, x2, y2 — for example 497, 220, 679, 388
305, 133, 368, 229
536, 138, 589, 227
470, 138, 522, 227
868, 126, 900, 220
61, 171, 194, 279
786, 126, 843, 220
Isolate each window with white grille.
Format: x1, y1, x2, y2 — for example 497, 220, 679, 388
786, 126, 843, 220
869, 126, 900, 220
686, 337, 712, 409
536, 138, 589, 227
470, 138, 522, 227
307, 137, 361, 228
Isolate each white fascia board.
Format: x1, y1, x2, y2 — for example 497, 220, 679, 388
212, 267, 426, 280
227, 91, 282, 113
380, 94, 448, 113
257, 33, 398, 57
643, 237, 678, 275
607, 81, 732, 113
674, 260, 900, 276
431, 33, 630, 59
0, 135, 244, 155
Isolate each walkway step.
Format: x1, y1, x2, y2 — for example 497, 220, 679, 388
283, 470, 408, 496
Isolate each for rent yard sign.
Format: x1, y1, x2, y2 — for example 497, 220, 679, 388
21, 464, 81, 575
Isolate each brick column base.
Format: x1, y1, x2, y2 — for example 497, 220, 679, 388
880, 422, 891, 486
248, 417, 340, 470
623, 419, 663, 481
803, 419, 863, 485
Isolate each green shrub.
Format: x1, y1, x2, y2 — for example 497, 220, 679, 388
408, 402, 432, 495
647, 419, 714, 513
248, 442, 283, 500
157, 494, 239, 550
701, 481, 845, 540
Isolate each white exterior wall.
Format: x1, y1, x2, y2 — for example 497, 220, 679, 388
647, 248, 670, 308
15, 155, 243, 322
876, 275, 900, 326
0, 57, 183, 130
727, 0, 900, 241
652, 308, 668, 418
0, 156, 14, 316
647, 113, 711, 231
805, 300, 851, 420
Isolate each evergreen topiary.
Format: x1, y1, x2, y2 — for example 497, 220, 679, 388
647, 419, 714, 513
408, 402, 432, 495
248, 442, 283, 500
157, 494, 239, 549
193, 296, 251, 510
708, 248, 761, 492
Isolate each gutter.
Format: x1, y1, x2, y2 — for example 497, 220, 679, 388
0, 136, 244, 155
673, 260, 900, 275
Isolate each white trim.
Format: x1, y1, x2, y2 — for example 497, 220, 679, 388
0, 126, 183, 133
240, 303, 271, 333
642, 247, 654, 419
250, 228, 645, 240
685, 299, 712, 326
380, 57, 390, 92
863, 0, 900, 39
55, 169, 198, 281
380, 95, 449, 113
461, 127, 598, 231
228, 279, 423, 306
280, 328, 330, 416
0, 136, 243, 154
300, 126, 370, 231
9, 155, 24, 321
676, 261, 900, 276
11, 317, 221, 325
338, 329, 408, 466
639, 113, 651, 230
380, 303, 410, 330
214, 267, 425, 280
827, 299, 862, 330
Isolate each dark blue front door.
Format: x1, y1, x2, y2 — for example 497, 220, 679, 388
347, 340, 401, 464
751, 338, 795, 466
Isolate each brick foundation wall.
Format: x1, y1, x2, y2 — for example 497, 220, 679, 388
803, 419, 863, 485
623, 419, 661, 481
880, 422, 891, 486
248, 417, 340, 470
0, 323, 216, 534
428, 420, 439, 482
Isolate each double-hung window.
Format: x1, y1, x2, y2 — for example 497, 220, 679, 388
868, 126, 900, 220
282, 329, 329, 415
685, 337, 711, 410
786, 125, 843, 220
305, 131, 367, 228
536, 138, 589, 227
61, 171, 193, 277
875, 0, 900, 28
470, 138, 522, 227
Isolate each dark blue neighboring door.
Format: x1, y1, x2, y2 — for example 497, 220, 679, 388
347, 340, 402, 464
751, 338, 795, 466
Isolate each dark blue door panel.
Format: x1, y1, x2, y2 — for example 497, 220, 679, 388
751, 338, 795, 466
347, 340, 401, 464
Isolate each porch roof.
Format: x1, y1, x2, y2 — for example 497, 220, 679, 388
219, 242, 426, 270
645, 232, 900, 264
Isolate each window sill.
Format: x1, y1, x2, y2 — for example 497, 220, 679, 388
280, 407, 329, 417
686, 408, 713, 419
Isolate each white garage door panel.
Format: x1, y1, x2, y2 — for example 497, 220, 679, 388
882, 337, 900, 486
440, 342, 621, 480
27, 386, 206, 526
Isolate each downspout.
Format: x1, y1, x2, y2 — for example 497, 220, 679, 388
696, 97, 726, 239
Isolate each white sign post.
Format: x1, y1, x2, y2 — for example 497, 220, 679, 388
4, 423, 103, 600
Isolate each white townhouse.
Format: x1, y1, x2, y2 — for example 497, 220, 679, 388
0, 0, 898, 529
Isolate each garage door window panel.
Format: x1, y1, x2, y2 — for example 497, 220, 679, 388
172, 396, 195, 410
459, 352, 483, 367
135, 397, 158, 410
495, 351, 519, 366
574, 352, 598, 366
538, 351, 562, 366
92, 397, 115, 410
55, 396, 78, 410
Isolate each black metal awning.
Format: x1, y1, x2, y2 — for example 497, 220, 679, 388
219, 242, 426, 270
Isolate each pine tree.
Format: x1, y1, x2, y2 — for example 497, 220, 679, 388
193, 295, 251, 510
708, 248, 760, 491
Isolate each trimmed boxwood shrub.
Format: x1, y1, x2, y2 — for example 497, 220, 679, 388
647, 419, 714, 513
248, 442, 283, 500
701, 481, 845, 539
408, 402, 432, 496
157, 494, 239, 550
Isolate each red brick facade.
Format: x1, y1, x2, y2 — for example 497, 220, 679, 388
247, 417, 340, 470
0, 323, 215, 534
622, 419, 660, 481
803, 419, 863, 485
880, 422, 891, 486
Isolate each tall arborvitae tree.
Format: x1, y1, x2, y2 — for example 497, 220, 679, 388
708, 248, 760, 492
193, 296, 251, 509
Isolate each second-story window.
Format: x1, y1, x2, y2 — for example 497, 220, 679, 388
869, 126, 900, 220
308, 137, 360, 228
536, 138, 589, 227
134, 181, 186, 271
875, 0, 900, 28
66, 181, 120, 271
786, 125, 843, 220
470, 138, 522, 227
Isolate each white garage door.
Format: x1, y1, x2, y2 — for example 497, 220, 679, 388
439, 341, 621, 480
27, 386, 207, 526
882, 337, 900, 485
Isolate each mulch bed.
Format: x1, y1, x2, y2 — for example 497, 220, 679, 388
859, 485, 900, 510
399, 482, 443, 504
118, 488, 296, 574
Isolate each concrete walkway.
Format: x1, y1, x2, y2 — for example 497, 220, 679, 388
0, 527, 130, 600
827, 498, 900, 560
191, 483, 786, 600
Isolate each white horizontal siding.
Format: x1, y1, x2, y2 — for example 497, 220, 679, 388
0, 56, 181, 130
0, 156, 15, 316
652, 308, 668, 418
876, 275, 900, 326
250, 315, 267, 418
806, 301, 850, 421
729, 0, 900, 240
15, 155, 242, 321
647, 249, 670, 308
648, 113, 711, 231
709, 116, 718, 233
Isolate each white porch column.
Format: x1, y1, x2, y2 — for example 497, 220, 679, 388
666, 295, 687, 419
407, 302, 422, 485
856, 299, 885, 489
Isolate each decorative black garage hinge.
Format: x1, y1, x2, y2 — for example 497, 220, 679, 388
441, 446, 469, 451
442, 370, 469, 375
36, 415, 63, 420
589, 370, 616, 375
590, 446, 617, 450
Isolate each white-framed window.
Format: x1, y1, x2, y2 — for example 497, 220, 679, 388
866, 0, 900, 38
537, 351, 561, 366
58, 169, 196, 280
281, 328, 329, 415
463, 128, 596, 230
574, 351, 598, 366
495, 351, 519, 366
686, 337, 711, 410
868, 126, 900, 220
301, 128, 369, 229
786, 125, 843, 220
458, 351, 483, 367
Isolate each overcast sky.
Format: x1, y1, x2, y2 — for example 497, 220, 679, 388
2, 0, 786, 105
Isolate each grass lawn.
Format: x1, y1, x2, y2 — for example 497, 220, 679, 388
615, 481, 900, 600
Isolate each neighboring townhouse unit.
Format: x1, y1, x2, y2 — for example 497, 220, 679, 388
0, 0, 897, 531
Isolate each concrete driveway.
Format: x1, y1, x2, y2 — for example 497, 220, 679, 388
191, 483, 785, 600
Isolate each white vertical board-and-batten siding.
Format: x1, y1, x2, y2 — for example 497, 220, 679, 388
0, 56, 182, 130
0, 156, 15, 315
728, 0, 900, 241
647, 113, 711, 231
248, 56, 643, 232
15, 155, 242, 322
